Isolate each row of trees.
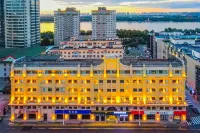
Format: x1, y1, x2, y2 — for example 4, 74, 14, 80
164, 28, 200, 34
40, 30, 150, 47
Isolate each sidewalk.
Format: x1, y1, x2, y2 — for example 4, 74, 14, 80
9, 121, 183, 129
186, 90, 200, 111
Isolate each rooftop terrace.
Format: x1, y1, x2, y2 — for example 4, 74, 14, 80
14, 54, 183, 68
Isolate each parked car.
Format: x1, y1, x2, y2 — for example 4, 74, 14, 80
186, 115, 191, 121
189, 105, 194, 108
191, 108, 200, 114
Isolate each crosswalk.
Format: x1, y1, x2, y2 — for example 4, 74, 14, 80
187, 116, 200, 126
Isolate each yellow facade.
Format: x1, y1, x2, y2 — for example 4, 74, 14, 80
10, 57, 187, 123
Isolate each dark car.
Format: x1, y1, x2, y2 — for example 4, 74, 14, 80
189, 105, 194, 108
192, 108, 200, 114
186, 115, 191, 121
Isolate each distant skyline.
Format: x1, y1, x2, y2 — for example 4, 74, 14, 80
40, 0, 200, 14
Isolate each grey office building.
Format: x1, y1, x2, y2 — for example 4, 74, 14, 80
5, 0, 40, 48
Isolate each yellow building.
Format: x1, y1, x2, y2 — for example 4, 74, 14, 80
10, 55, 187, 123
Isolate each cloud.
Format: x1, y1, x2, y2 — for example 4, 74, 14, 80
119, 0, 200, 9
50, 0, 200, 10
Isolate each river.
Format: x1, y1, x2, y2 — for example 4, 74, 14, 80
40, 22, 200, 33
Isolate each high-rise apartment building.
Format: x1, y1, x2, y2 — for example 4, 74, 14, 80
10, 55, 187, 123
0, 0, 5, 48
92, 7, 117, 40
4, 0, 40, 48
54, 8, 80, 46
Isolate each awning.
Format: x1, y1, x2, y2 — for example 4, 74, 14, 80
131, 110, 144, 115
173, 111, 186, 116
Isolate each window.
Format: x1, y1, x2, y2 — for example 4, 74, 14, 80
152, 97, 156, 100
48, 97, 52, 100
107, 80, 111, 83
178, 97, 182, 100
86, 80, 90, 83
133, 88, 137, 92
42, 88, 46, 92
112, 89, 116, 92
133, 70, 142, 74
133, 97, 137, 100
172, 80, 176, 83
120, 89, 124, 92
112, 80, 116, 83
87, 88, 90, 92
172, 88, 176, 92
152, 88, 156, 92
159, 97, 163, 100
107, 89, 111, 92
94, 89, 98, 92
99, 80, 103, 83
138, 88, 142, 92
120, 80, 124, 83
48, 88, 52, 92
33, 88, 37, 92
152, 80, 156, 83
133, 80, 137, 83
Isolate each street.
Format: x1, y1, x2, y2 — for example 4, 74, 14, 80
6, 128, 200, 133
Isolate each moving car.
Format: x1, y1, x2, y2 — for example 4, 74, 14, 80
191, 108, 200, 114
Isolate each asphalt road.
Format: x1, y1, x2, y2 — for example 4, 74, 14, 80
6, 128, 200, 133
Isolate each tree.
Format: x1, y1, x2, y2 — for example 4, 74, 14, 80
41, 31, 54, 46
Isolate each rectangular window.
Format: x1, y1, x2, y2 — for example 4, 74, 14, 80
112, 89, 116, 92
107, 89, 111, 92
133, 88, 137, 92
107, 80, 111, 83
138, 88, 142, 92
120, 80, 124, 83
172, 88, 176, 92
112, 80, 116, 83
42, 88, 46, 92
48, 88, 52, 92
120, 89, 124, 92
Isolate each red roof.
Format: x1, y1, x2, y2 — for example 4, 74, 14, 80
2, 55, 16, 61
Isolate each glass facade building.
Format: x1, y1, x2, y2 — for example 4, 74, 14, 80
0, 0, 5, 48
4, 0, 40, 48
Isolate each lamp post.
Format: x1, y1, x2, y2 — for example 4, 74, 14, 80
63, 109, 64, 125
139, 106, 141, 126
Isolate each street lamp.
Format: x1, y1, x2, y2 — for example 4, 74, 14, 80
63, 109, 64, 125
139, 107, 141, 126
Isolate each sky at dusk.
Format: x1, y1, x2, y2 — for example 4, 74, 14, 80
40, 0, 200, 14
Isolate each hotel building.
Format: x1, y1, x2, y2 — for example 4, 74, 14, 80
92, 7, 117, 40
4, 0, 40, 48
49, 38, 124, 59
54, 8, 80, 46
10, 55, 187, 123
